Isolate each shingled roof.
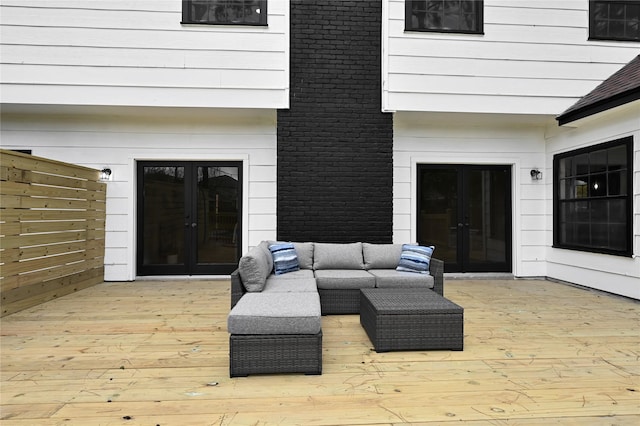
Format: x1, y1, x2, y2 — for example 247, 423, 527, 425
557, 54, 640, 125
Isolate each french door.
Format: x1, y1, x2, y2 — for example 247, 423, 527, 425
137, 161, 242, 276
417, 164, 512, 273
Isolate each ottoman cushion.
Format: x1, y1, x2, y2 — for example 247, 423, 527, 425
228, 292, 321, 335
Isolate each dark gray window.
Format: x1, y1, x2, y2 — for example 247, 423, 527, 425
182, 0, 267, 25
405, 0, 483, 34
590, 1, 640, 41
554, 137, 633, 256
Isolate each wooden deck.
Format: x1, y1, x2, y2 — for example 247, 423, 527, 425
1, 279, 638, 425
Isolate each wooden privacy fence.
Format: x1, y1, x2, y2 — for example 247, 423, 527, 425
0, 150, 106, 316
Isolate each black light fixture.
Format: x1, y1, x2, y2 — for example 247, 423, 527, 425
100, 168, 112, 181
530, 169, 542, 180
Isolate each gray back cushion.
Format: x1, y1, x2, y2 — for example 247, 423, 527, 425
362, 243, 403, 269
293, 242, 314, 269
313, 242, 364, 270
238, 241, 273, 292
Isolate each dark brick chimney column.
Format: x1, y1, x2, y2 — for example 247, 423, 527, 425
277, 0, 393, 243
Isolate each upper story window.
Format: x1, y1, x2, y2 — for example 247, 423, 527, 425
553, 137, 633, 257
590, 1, 640, 41
182, 0, 267, 25
405, 0, 483, 34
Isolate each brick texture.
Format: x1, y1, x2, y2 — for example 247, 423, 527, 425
277, 0, 393, 243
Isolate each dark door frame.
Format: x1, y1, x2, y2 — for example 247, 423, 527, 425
417, 164, 512, 273
136, 160, 242, 276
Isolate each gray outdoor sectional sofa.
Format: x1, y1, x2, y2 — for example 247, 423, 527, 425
228, 241, 444, 377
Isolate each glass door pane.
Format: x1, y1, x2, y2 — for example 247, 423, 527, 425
196, 166, 240, 265
418, 164, 512, 273
137, 161, 242, 276
466, 167, 510, 270
418, 166, 459, 269
141, 165, 186, 268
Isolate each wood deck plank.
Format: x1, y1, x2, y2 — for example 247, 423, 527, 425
1, 279, 638, 424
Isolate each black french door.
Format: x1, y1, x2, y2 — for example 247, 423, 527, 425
417, 164, 512, 273
137, 161, 242, 276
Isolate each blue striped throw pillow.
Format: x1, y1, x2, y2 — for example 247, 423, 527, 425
396, 244, 434, 274
269, 242, 300, 275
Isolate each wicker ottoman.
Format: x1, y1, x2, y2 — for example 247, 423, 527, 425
360, 288, 463, 352
228, 292, 322, 377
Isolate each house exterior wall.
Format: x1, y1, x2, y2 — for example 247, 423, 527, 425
545, 103, 640, 299
0, 108, 277, 281
393, 112, 549, 277
0, 0, 289, 109
1, 1, 638, 298
383, 0, 639, 115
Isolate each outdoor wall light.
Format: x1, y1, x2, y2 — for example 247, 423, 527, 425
100, 168, 112, 181
530, 169, 542, 180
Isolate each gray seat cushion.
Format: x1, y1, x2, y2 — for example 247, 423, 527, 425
263, 277, 318, 293
368, 269, 435, 289
362, 243, 403, 269
266, 269, 315, 281
313, 242, 364, 270
227, 292, 321, 335
314, 269, 376, 289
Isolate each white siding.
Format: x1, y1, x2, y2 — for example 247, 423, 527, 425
393, 112, 550, 277
545, 103, 640, 299
0, 0, 289, 109
383, 0, 639, 115
0, 108, 277, 281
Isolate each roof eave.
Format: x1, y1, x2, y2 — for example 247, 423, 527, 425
556, 88, 640, 126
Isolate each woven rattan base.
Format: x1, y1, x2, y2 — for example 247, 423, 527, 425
360, 289, 463, 352
317, 289, 362, 314
229, 332, 323, 377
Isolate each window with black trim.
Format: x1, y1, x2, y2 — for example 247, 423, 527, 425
553, 137, 633, 256
405, 0, 483, 34
589, 1, 640, 41
182, 0, 267, 25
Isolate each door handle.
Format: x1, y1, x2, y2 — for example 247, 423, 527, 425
185, 222, 197, 228
191, 222, 197, 228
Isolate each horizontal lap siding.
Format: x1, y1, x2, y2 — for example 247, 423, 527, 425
393, 113, 548, 277
1, 109, 277, 281
384, 0, 639, 114
545, 105, 640, 299
0, 1, 289, 109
